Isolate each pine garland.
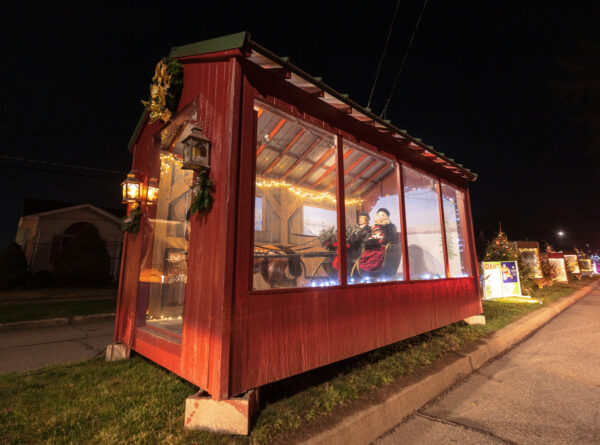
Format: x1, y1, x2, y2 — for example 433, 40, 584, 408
121, 206, 141, 234
190, 170, 213, 215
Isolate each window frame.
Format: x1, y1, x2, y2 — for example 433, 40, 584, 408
249, 98, 475, 293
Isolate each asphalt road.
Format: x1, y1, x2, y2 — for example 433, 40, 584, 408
0, 320, 114, 373
374, 289, 600, 445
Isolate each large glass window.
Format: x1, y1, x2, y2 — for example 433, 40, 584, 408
403, 166, 446, 280
138, 151, 193, 335
253, 103, 339, 290
342, 143, 403, 284
441, 183, 473, 277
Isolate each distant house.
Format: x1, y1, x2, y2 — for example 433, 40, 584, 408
15, 200, 123, 280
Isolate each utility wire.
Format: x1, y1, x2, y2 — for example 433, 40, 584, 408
367, 0, 402, 110
0, 154, 126, 176
380, 0, 429, 119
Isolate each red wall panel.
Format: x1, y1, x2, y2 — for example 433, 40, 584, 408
117, 52, 481, 401
229, 62, 482, 396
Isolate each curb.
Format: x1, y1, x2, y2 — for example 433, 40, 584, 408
0, 313, 115, 332
303, 281, 599, 445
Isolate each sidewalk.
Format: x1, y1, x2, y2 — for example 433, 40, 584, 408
302, 280, 599, 445
0, 319, 114, 373
374, 287, 600, 444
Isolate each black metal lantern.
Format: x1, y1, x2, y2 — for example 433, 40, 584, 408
121, 171, 141, 205
146, 177, 159, 205
181, 127, 211, 171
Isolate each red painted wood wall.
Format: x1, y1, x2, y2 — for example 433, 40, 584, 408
115, 51, 482, 401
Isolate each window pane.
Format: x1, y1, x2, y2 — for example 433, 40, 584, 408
138, 151, 193, 335
403, 166, 446, 280
254, 197, 263, 231
441, 183, 473, 277
343, 143, 403, 284
253, 103, 338, 290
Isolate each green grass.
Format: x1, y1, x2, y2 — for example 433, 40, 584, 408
0, 299, 116, 324
0, 278, 596, 444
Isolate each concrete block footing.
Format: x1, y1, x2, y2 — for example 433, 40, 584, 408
463, 315, 486, 325
184, 389, 259, 435
105, 343, 130, 361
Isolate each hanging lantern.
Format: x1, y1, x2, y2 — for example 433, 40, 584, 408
147, 177, 159, 205
181, 127, 211, 171
121, 171, 141, 204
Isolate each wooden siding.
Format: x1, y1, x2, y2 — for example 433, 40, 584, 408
231, 278, 480, 394
116, 51, 481, 401
230, 61, 482, 395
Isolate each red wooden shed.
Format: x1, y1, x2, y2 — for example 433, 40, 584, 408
114, 32, 482, 428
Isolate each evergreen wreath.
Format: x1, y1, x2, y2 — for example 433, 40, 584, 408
141, 58, 184, 124
121, 206, 142, 234
190, 170, 214, 216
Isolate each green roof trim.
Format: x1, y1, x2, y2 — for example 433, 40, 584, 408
169, 31, 249, 59
127, 110, 148, 151
126, 31, 477, 180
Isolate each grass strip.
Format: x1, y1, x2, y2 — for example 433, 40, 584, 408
0, 299, 116, 324
0, 278, 595, 444
0, 286, 117, 302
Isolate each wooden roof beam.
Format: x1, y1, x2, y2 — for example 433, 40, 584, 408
344, 159, 378, 191
298, 146, 336, 183
263, 129, 305, 175
257, 118, 286, 156
312, 149, 354, 187
280, 136, 324, 180
352, 165, 391, 196
325, 153, 367, 191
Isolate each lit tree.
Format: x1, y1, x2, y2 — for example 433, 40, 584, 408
484, 230, 517, 262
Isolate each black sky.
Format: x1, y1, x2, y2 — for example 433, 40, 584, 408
1, 1, 599, 253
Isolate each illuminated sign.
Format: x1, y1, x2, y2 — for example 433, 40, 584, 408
549, 257, 568, 282
563, 254, 580, 274
518, 247, 543, 279
482, 261, 522, 299
579, 258, 593, 276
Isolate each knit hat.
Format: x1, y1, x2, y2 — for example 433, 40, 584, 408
377, 208, 390, 216
358, 211, 370, 220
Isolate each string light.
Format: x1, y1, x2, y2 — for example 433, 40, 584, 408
146, 315, 184, 321
160, 152, 183, 176
256, 178, 363, 206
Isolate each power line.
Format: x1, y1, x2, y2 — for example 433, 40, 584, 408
0, 154, 126, 175
367, 0, 402, 110
380, 0, 429, 119
0, 154, 127, 179
0, 125, 122, 151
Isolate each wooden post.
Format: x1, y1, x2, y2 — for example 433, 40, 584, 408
465, 189, 480, 286
437, 180, 450, 278
335, 135, 348, 286
397, 164, 410, 281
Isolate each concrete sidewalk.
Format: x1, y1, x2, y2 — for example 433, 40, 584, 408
0, 319, 114, 373
375, 287, 600, 444
304, 281, 599, 445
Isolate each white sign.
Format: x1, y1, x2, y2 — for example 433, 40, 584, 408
482, 261, 522, 299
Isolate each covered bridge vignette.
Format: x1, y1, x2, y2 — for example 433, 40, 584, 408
110, 32, 482, 433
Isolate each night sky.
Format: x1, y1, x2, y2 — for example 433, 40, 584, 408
2, 1, 599, 254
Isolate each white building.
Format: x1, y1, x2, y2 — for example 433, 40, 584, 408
15, 203, 123, 280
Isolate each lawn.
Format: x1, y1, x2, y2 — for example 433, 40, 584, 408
0, 286, 117, 302
0, 298, 116, 324
0, 278, 596, 444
